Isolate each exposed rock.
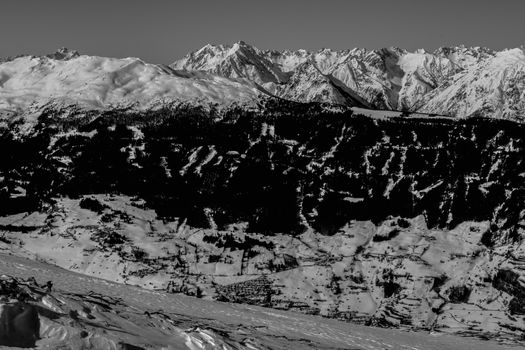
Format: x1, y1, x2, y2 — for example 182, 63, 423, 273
447, 285, 471, 304
0, 303, 40, 347
0, 276, 42, 347
493, 269, 525, 314
492, 270, 525, 299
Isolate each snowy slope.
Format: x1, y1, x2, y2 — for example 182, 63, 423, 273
1, 44, 523, 119
275, 60, 369, 106
420, 48, 525, 121
0, 48, 264, 113
2, 191, 524, 344
434, 45, 495, 70
172, 42, 525, 120
0, 95, 523, 347
172, 41, 287, 93
0, 253, 517, 350
174, 44, 461, 108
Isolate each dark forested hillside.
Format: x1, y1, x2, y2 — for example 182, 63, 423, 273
1, 101, 523, 244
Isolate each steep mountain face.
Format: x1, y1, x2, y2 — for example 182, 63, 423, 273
0, 49, 263, 113
171, 42, 369, 106
275, 61, 368, 106
172, 41, 288, 93
172, 42, 525, 120
2, 44, 524, 120
316, 48, 406, 109
0, 102, 523, 342
434, 46, 495, 70
263, 47, 410, 108
419, 48, 525, 120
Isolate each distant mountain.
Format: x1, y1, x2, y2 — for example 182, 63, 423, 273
1, 43, 524, 121
274, 60, 369, 106
172, 41, 288, 91
419, 48, 525, 120
0, 48, 262, 113
171, 41, 369, 107
172, 42, 525, 121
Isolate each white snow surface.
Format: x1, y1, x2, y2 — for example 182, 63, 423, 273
172, 42, 525, 120
420, 48, 525, 120
1, 195, 524, 346
0, 253, 517, 350
1, 44, 524, 120
0, 49, 263, 113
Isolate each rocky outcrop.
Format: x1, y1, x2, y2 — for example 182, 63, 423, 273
493, 270, 525, 315
0, 304, 40, 347
0, 276, 41, 347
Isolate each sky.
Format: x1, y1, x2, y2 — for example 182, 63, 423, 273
1, 0, 524, 64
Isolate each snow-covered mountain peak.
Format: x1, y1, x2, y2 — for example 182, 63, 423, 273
492, 48, 525, 66
171, 43, 525, 119
419, 47, 525, 121
0, 51, 265, 114
433, 46, 496, 69
1, 43, 524, 121
231, 40, 252, 51
174, 41, 261, 68
171, 41, 288, 89
276, 60, 369, 106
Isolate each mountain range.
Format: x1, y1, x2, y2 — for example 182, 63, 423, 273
173, 41, 525, 120
1, 43, 525, 121
0, 43, 524, 348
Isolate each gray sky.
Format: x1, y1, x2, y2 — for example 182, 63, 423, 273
1, 0, 524, 64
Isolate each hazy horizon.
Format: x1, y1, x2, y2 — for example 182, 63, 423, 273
1, 0, 524, 64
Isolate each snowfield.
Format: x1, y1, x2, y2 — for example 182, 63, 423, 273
0, 48, 262, 113
173, 42, 525, 121
0, 253, 518, 350
420, 48, 525, 120
1, 194, 524, 346
1, 44, 525, 121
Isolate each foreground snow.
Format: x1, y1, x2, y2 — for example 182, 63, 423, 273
0, 253, 517, 350
1, 194, 524, 345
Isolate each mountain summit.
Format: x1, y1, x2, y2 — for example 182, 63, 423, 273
1, 43, 524, 120
0, 49, 262, 113
172, 42, 525, 120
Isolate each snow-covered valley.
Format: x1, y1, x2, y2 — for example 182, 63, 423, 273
1, 193, 524, 344
0, 252, 519, 349
0, 102, 523, 347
